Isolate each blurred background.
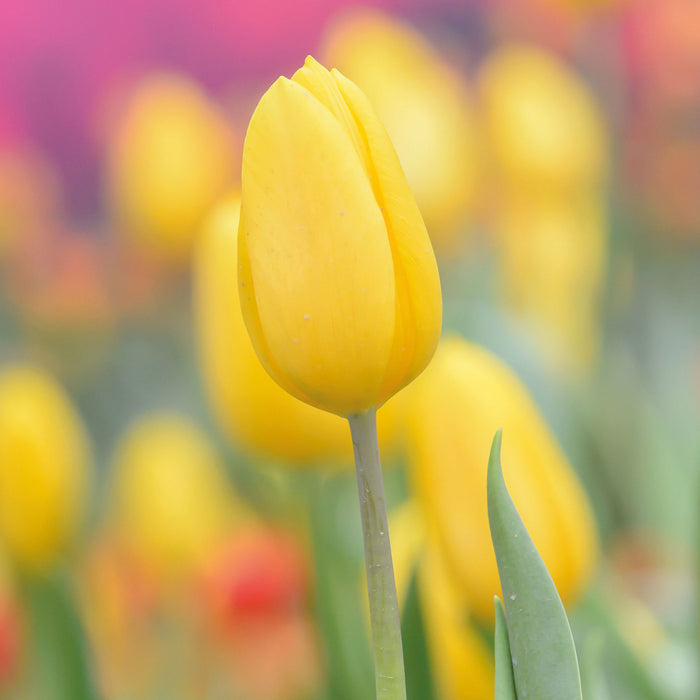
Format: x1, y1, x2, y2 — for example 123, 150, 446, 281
0, 0, 698, 698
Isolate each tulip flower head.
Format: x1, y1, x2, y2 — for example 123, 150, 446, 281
480, 44, 607, 193
238, 56, 442, 417
195, 195, 383, 463
106, 74, 237, 264
407, 337, 598, 623
322, 9, 479, 254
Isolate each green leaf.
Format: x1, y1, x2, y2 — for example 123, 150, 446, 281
401, 569, 437, 700
575, 592, 668, 700
494, 596, 518, 700
487, 429, 582, 700
22, 572, 101, 700
307, 475, 374, 700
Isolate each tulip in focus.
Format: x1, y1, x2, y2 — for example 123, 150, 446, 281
0, 366, 91, 571
195, 195, 401, 464
110, 413, 239, 583
322, 9, 479, 254
106, 74, 237, 264
238, 56, 442, 418
406, 337, 598, 623
239, 56, 441, 699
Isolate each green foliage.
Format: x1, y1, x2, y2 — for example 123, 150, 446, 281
494, 597, 517, 700
487, 429, 582, 700
22, 572, 100, 700
401, 571, 437, 700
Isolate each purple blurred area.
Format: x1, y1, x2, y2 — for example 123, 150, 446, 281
0, 0, 401, 216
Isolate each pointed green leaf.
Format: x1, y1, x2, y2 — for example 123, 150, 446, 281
487, 429, 582, 700
402, 568, 438, 700
494, 596, 518, 700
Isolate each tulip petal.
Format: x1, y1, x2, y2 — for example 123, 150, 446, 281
240, 77, 396, 416
331, 69, 442, 405
238, 214, 321, 409
494, 597, 517, 700
196, 198, 352, 462
406, 338, 597, 623
292, 57, 371, 180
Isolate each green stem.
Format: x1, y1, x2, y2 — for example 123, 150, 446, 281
348, 409, 406, 700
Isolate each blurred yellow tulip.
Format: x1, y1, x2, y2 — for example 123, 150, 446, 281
106, 74, 237, 264
406, 337, 598, 623
480, 44, 607, 193
389, 502, 495, 700
495, 193, 607, 372
110, 413, 238, 582
0, 366, 91, 571
322, 9, 479, 254
195, 195, 401, 464
239, 56, 442, 417
480, 44, 609, 374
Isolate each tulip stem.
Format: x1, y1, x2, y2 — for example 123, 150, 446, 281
348, 409, 407, 700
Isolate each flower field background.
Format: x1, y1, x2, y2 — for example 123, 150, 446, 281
0, 0, 698, 698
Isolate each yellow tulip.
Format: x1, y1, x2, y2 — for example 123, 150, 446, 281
406, 337, 598, 623
106, 74, 237, 263
0, 366, 91, 571
195, 195, 373, 463
495, 193, 606, 372
238, 56, 442, 417
480, 44, 607, 192
110, 413, 238, 582
389, 502, 495, 700
322, 9, 479, 254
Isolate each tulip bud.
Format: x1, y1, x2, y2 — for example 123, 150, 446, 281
195, 195, 403, 463
196, 196, 354, 463
322, 9, 479, 255
238, 56, 442, 417
406, 337, 598, 623
0, 366, 91, 571
106, 74, 237, 264
110, 413, 238, 582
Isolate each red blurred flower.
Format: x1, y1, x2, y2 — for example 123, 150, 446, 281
201, 528, 309, 629
0, 597, 21, 686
